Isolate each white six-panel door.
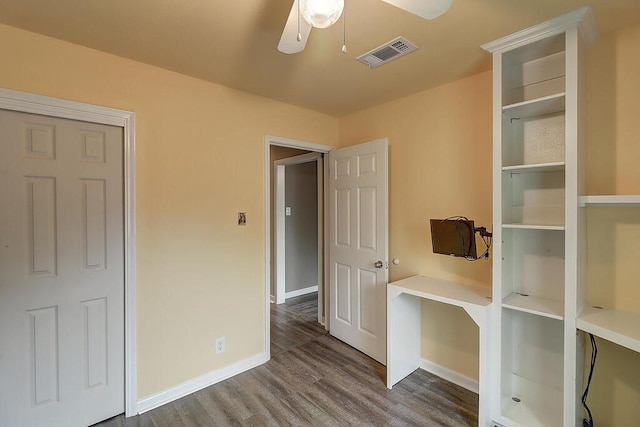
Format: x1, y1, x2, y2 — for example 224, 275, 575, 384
329, 139, 388, 364
0, 110, 124, 427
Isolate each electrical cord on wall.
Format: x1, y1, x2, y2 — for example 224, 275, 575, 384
471, 226, 492, 261
582, 333, 597, 427
442, 216, 492, 261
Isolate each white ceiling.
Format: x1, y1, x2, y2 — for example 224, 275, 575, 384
1, 0, 639, 117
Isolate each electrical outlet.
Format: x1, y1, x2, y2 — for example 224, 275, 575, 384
215, 337, 225, 354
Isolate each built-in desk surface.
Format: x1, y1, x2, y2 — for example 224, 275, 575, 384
387, 275, 493, 426
388, 275, 492, 308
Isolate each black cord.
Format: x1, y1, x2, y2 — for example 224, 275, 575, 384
440, 216, 492, 261
582, 333, 597, 427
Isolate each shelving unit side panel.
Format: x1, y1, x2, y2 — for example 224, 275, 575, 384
492, 49, 508, 426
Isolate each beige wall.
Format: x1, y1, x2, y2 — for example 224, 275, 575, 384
1, 16, 639, 423
340, 70, 494, 381
0, 23, 339, 399
584, 24, 640, 426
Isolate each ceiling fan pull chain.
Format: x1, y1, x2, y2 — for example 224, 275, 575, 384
341, 0, 347, 54
296, 0, 302, 42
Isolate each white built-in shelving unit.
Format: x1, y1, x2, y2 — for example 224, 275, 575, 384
482, 7, 597, 426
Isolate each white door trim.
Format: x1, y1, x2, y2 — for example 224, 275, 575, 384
264, 135, 333, 355
0, 88, 138, 416
274, 152, 322, 305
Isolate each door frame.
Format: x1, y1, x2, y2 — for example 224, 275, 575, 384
0, 88, 138, 416
274, 152, 323, 305
264, 135, 333, 354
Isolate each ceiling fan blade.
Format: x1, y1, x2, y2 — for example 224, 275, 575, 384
380, 0, 453, 20
278, 0, 312, 54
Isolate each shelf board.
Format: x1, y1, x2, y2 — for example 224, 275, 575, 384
502, 162, 565, 174
577, 307, 640, 354
579, 195, 640, 207
503, 292, 564, 320
503, 223, 565, 231
502, 93, 565, 119
500, 378, 563, 427
501, 400, 562, 427
388, 275, 491, 307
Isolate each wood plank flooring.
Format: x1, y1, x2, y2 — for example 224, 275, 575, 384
96, 293, 478, 426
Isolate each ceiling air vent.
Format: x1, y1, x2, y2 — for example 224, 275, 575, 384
356, 37, 418, 69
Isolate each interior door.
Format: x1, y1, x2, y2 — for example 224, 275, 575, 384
0, 110, 125, 426
329, 138, 388, 364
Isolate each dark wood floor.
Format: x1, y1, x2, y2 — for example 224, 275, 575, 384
96, 293, 478, 426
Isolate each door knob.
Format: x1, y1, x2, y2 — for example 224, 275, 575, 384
374, 261, 384, 269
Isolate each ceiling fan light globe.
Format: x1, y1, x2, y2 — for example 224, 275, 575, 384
300, 0, 344, 29
422, 0, 453, 19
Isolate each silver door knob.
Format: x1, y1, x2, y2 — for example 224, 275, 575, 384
374, 261, 384, 269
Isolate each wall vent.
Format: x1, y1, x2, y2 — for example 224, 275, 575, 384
356, 37, 418, 68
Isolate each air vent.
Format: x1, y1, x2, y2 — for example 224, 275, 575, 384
356, 37, 418, 68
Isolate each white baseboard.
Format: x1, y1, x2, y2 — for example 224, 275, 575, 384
420, 358, 479, 394
137, 352, 269, 414
285, 285, 318, 300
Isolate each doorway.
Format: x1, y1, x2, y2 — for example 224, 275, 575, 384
264, 135, 333, 355
274, 152, 322, 307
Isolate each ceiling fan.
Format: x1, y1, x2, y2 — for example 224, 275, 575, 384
278, 0, 453, 54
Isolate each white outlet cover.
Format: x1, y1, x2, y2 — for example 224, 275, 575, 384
285, 207, 291, 216
215, 337, 225, 354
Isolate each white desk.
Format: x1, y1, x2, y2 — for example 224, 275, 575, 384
386, 275, 492, 426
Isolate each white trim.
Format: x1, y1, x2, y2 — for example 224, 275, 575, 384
264, 135, 334, 357
420, 359, 479, 394
274, 163, 286, 304
323, 158, 330, 329
275, 152, 323, 166
316, 156, 324, 324
265, 134, 333, 153
481, 6, 597, 53
285, 285, 319, 300
136, 352, 269, 414
0, 88, 138, 416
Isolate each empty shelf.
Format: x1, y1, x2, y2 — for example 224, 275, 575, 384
579, 195, 640, 207
503, 292, 564, 320
577, 307, 640, 354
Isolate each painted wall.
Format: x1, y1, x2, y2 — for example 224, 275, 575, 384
583, 23, 640, 426
340, 70, 494, 381
285, 161, 318, 294
1, 16, 639, 424
0, 23, 339, 399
